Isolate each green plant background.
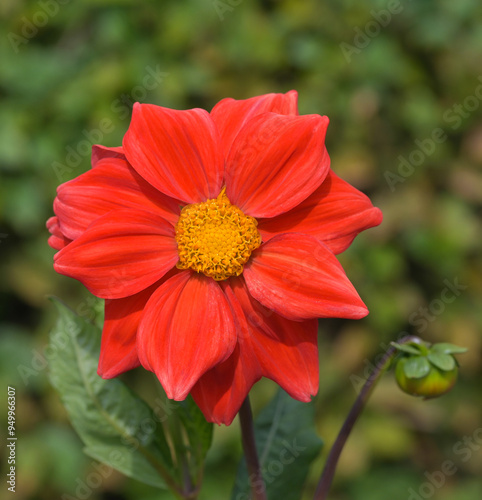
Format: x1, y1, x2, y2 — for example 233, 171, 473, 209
1, 0, 481, 499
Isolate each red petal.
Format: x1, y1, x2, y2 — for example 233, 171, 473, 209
54, 157, 181, 241
210, 90, 298, 157
190, 344, 260, 425
258, 171, 383, 254
98, 283, 160, 378
137, 272, 236, 400
54, 209, 178, 299
46, 216, 71, 250
190, 280, 262, 425
225, 113, 330, 218
244, 234, 368, 321
228, 278, 319, 400
123, 103, 223, 204
191, 277, 318, 425
91, 145, 125, 167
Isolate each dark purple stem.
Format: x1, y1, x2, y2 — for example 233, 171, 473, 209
313, 335, 420, 500
239, 396, 267, 500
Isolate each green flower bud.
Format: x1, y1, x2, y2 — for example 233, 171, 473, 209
392, 341, 466, 399
395, 357, 457, 398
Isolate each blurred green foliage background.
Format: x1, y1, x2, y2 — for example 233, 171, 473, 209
1, 0, 481, 499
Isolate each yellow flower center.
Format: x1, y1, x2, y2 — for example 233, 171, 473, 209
175, 188, 261, 281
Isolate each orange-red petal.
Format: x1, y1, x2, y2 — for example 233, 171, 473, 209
229, 278, 319, 399
46, 216, 71, 250
210, 90, 298, 157
244, 233, 368, 321
191, 277, 318, 425
123, 103, 224, 204
225, 112, 330, 218
91, 145, 125, 167
190, 343, 260, 426
54, 157, 181, 241
258, 171, 383, 254
54, 209, 178, 299
137, 272, 237, 400
98, 283, 161, 379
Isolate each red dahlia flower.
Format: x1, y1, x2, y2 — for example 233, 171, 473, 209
47, 91, 382, 425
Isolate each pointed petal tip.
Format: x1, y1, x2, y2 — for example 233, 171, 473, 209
163, 385, 190, 402
285, 89, 298, 103
97, 366, 114, 379
163, 378, 216, 403
46, 216, 57, 230
337, 293, 369, 320
245, 234, 371, 321
313, 113, 330, 131
357, 305, 370, 319
199, 404, 241, 426
344, 301, 369, 320
91, 144, 125, 167
97, 361, 126, 379
97, 360, 141, 379
296, 393, 314, 403
130, 101, 143, 116
97, 359, 133, 379
219, 413, 238, 426
373, 207, 384, 225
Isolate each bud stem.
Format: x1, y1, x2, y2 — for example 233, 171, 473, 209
313, 335, 421, 500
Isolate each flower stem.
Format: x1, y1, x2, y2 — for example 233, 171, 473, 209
313, 335, 420, 500
239, 396, 267, 500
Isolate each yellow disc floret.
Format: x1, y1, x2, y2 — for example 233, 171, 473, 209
175, 188, 261, 281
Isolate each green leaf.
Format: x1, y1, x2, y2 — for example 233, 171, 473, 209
403, 356, 431, 379
428, 352, 456, 371
231, 390, 323, 500
390, 342, 422, 355
175, 396, 214, 479
430, 343, 468, 355
48, 298, 174, 489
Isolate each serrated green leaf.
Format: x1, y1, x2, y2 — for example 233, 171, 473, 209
431, 343, 468, 354
231, 390, 322, 500
403, 356, 431, 379
428, 352, 456, 371
48, 298, 173, 489
391, 342, 422, 355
